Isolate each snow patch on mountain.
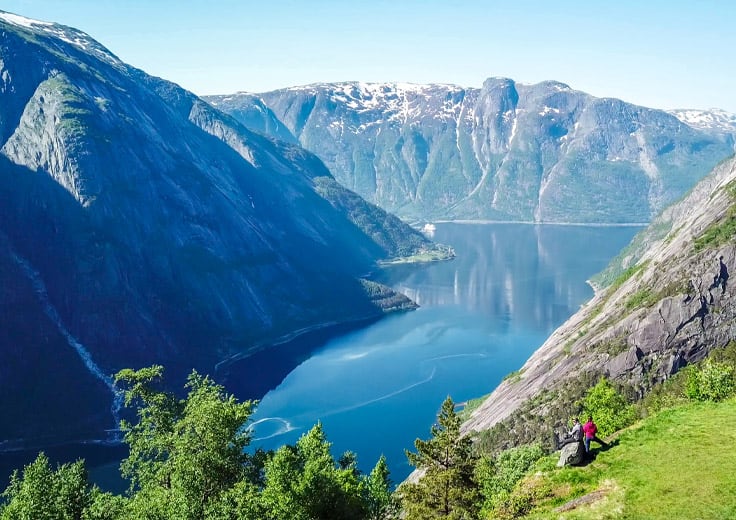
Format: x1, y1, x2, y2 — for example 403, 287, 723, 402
668, 108, 736, 133
0, 11, 53, 28
282, 81, 468, 125
0, 10, 123, 68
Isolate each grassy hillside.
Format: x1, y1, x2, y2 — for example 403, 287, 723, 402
513, 400, 736, 519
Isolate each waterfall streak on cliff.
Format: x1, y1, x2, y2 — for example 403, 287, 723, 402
10, 249, 123, 436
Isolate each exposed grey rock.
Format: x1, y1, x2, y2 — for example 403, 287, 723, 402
462, 156, 736, 435
606, 346, 642, 379
208, 81, 735, 224
557, 441, 585, 467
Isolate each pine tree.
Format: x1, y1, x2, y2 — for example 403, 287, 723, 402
400, 396, 480, 519
366, 455, 398, 519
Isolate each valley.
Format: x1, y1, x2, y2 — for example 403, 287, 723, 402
1, 5, 736, 518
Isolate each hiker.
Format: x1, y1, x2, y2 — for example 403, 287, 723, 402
710, 256, 729, 294
555, 417, 582, 449
582, 416, 607, 453
718, 256, 729, 293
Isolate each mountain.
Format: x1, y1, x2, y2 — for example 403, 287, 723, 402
669, 108, 736, 134
0, 11, 442, 446
461, 153, 736, 442
207, 81, 735, 224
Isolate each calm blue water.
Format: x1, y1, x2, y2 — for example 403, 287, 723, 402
0, 223, 638, 492
247, 223, 639, 482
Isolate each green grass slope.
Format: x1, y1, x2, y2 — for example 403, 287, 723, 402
519, 400, 736, 519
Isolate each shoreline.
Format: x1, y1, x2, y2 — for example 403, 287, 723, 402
214, 313, 387, 374
428, 219, 648, 227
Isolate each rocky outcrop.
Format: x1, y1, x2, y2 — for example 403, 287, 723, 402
462, 155, 736, 434
557, 442, 585, 467
208, 81, 735, 223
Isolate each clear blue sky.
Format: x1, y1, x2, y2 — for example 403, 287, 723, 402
3, 0, 735, 112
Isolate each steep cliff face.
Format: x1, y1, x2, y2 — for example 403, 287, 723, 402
0, 12, 428, 445
463, 154, 736, 435
208, 80, 734, 223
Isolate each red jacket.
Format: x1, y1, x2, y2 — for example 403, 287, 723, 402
583, 420, 597, 438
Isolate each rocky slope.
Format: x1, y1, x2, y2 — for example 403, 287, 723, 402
0, 11, 437, 446
207, 81, 735, 223
462, 153, 736, 437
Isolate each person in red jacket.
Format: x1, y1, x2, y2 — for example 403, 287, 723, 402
582, 416, 608, 453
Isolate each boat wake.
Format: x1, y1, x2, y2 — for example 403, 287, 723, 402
249, 417, 297, 441
303, 367, 437, 421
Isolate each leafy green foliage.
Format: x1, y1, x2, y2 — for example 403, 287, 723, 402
474, 444, 544, 517
0, 453, 91, 520
637, 369, 689, 417
473, 371, 600, 455
83, 489, 127, 520
260, 423, 370, 520
0, 366, 401, 519
685, 360, 736, 402
581, 378, 636, 437
114, 366, 257, 519
399, 396, 480, 519
694, 182, 736, 251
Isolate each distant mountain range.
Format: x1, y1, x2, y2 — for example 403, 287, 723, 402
0, 11, 442, 445
208, 81, 735, 223
668, 108, 736, 133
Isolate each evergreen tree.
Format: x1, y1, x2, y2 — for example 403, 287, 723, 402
399, 396, 480, 519
366, 455, 398, 520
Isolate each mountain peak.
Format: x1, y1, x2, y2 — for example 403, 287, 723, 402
0, 10, 51, 28
0, 10, 122, 68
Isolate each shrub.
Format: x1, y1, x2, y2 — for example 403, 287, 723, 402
475, 444, 545, 517
685, 360, 736, 402
581, 378, 636, 437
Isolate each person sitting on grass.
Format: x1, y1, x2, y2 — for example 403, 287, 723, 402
582, 415, 608, 453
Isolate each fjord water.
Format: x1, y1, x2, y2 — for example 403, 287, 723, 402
246, 223, 639, 481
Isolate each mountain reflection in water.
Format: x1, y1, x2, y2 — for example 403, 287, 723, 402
244, 223, 640, 481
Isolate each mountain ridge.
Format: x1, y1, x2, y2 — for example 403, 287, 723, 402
0, 11, 440, 445
208, 80, 735, 224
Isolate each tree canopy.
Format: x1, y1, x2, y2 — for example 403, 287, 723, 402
0, 366, 396, 520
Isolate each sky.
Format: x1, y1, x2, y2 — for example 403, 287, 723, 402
2, 0, 735, 113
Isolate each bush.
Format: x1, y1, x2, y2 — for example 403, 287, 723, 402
581, 378, 636, 437
685, 360, 736, 402
475, 444, 545, 517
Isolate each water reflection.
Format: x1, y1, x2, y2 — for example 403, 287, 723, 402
248, 223, 640, 481
373, 224, 633, 329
